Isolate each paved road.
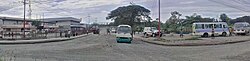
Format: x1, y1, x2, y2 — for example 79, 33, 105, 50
0, 29, 250, 61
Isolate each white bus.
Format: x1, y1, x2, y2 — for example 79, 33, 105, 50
116, 25, 133, 43
192, 22, 229, 37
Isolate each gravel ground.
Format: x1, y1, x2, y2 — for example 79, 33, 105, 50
0, 28, 250, 61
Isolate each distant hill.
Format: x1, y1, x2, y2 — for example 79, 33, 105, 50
230, 16, 250, 24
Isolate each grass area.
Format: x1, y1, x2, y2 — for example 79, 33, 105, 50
185, 36, 201, 40
153, 38, 166, 41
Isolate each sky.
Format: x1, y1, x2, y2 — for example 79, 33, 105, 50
0, 0, 250, 23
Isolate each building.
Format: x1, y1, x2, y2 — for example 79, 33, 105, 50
43, 17, 87, 35
43, 17, 82, 30
0, 17, 37, 39
0, 16, 86, 39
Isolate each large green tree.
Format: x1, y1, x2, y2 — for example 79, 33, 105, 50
106, 4, 151, 29
220, 13, 231, 25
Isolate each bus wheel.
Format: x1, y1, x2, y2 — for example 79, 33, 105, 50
203, 33, 209, 37
222, 32, 227, 37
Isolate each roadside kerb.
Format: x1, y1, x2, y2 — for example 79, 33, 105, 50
0, 34, 89, 44
135, 36, 250, 46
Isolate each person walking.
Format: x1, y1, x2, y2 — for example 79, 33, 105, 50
67, 30, 71, 38
229, 27, 234, 36
107, 28, 110, 35
59, 30, 62, 38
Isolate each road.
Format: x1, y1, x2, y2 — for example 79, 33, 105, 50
0, 29, 250, 61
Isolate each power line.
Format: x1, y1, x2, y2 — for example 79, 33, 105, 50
208, 0, 250, 13
232, 0, 250, 8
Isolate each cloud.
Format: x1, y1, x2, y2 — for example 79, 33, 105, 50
0, 0, 250, 23
179, 1, 195, 4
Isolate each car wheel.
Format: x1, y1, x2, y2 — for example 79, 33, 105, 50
152, 33, 156, 37
128, 41, 132, 43
143, 32, 146, 36
203, 33, 209, 37
222, 32, 227, 37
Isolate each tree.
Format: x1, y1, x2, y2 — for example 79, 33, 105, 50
151, 20, 164, 28
31, 21, 42, 27
106, 4, 151, 30
165, 11, 182, 32
231, 16, 250, 24
220, 13, 231, 25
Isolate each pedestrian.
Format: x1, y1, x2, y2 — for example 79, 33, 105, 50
59, 31, 62, 37
67, 30, 71, 38
45, 29, 48, 38
229, 27, 233, 36
180, 29, 184, 38
11, 32, 14, 39
107, 28, 110, 34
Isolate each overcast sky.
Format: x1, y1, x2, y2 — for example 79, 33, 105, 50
0, 0, 250, 23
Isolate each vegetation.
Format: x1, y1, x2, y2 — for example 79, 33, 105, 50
106, 4, 151, 32
107, 4, 250, 33
31, 20, 42, 27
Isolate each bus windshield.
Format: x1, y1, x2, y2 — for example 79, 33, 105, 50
117, 26, 132, 33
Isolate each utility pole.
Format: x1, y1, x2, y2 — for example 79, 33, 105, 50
23, 0, 27, 38
28, 0, 32, 19
158, 0, 161, 39
87, 14, 91, 34
42, 13, 45, 26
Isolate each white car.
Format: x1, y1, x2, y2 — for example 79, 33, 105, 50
111, 28, 117, 33
143, 27, 162, 37
233, 22, 250, 35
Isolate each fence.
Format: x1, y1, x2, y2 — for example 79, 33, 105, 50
1, 30, 88, 40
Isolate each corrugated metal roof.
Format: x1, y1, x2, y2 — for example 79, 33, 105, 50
0, 16, 33, 21
43, 17, 81, 22
0, 16, 80, 23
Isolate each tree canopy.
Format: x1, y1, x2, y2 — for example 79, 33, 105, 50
220, 13, 231, 25
106, 4, 151, 27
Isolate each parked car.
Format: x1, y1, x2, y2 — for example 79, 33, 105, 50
143, 27, 162, 37
111, 28, 117, 33
233, 22, 250, 35
91, 26, 100, 34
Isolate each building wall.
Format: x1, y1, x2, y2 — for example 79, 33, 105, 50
71, 21, 80, 25
2, 20, 32, 25
0, 19, 3, 25
56, 21, 71, 26
3, 20, 18, 25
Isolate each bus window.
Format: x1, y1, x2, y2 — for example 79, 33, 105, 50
117, 26, 132, 33
223, 25, 227, 28
215, 24, 222, 28
205, 24, 210, 29
195, 24, 204, 29
209, 24, 214, 28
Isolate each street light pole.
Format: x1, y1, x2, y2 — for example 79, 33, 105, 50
158, 0, 161, 39
23, 0, 27, 38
